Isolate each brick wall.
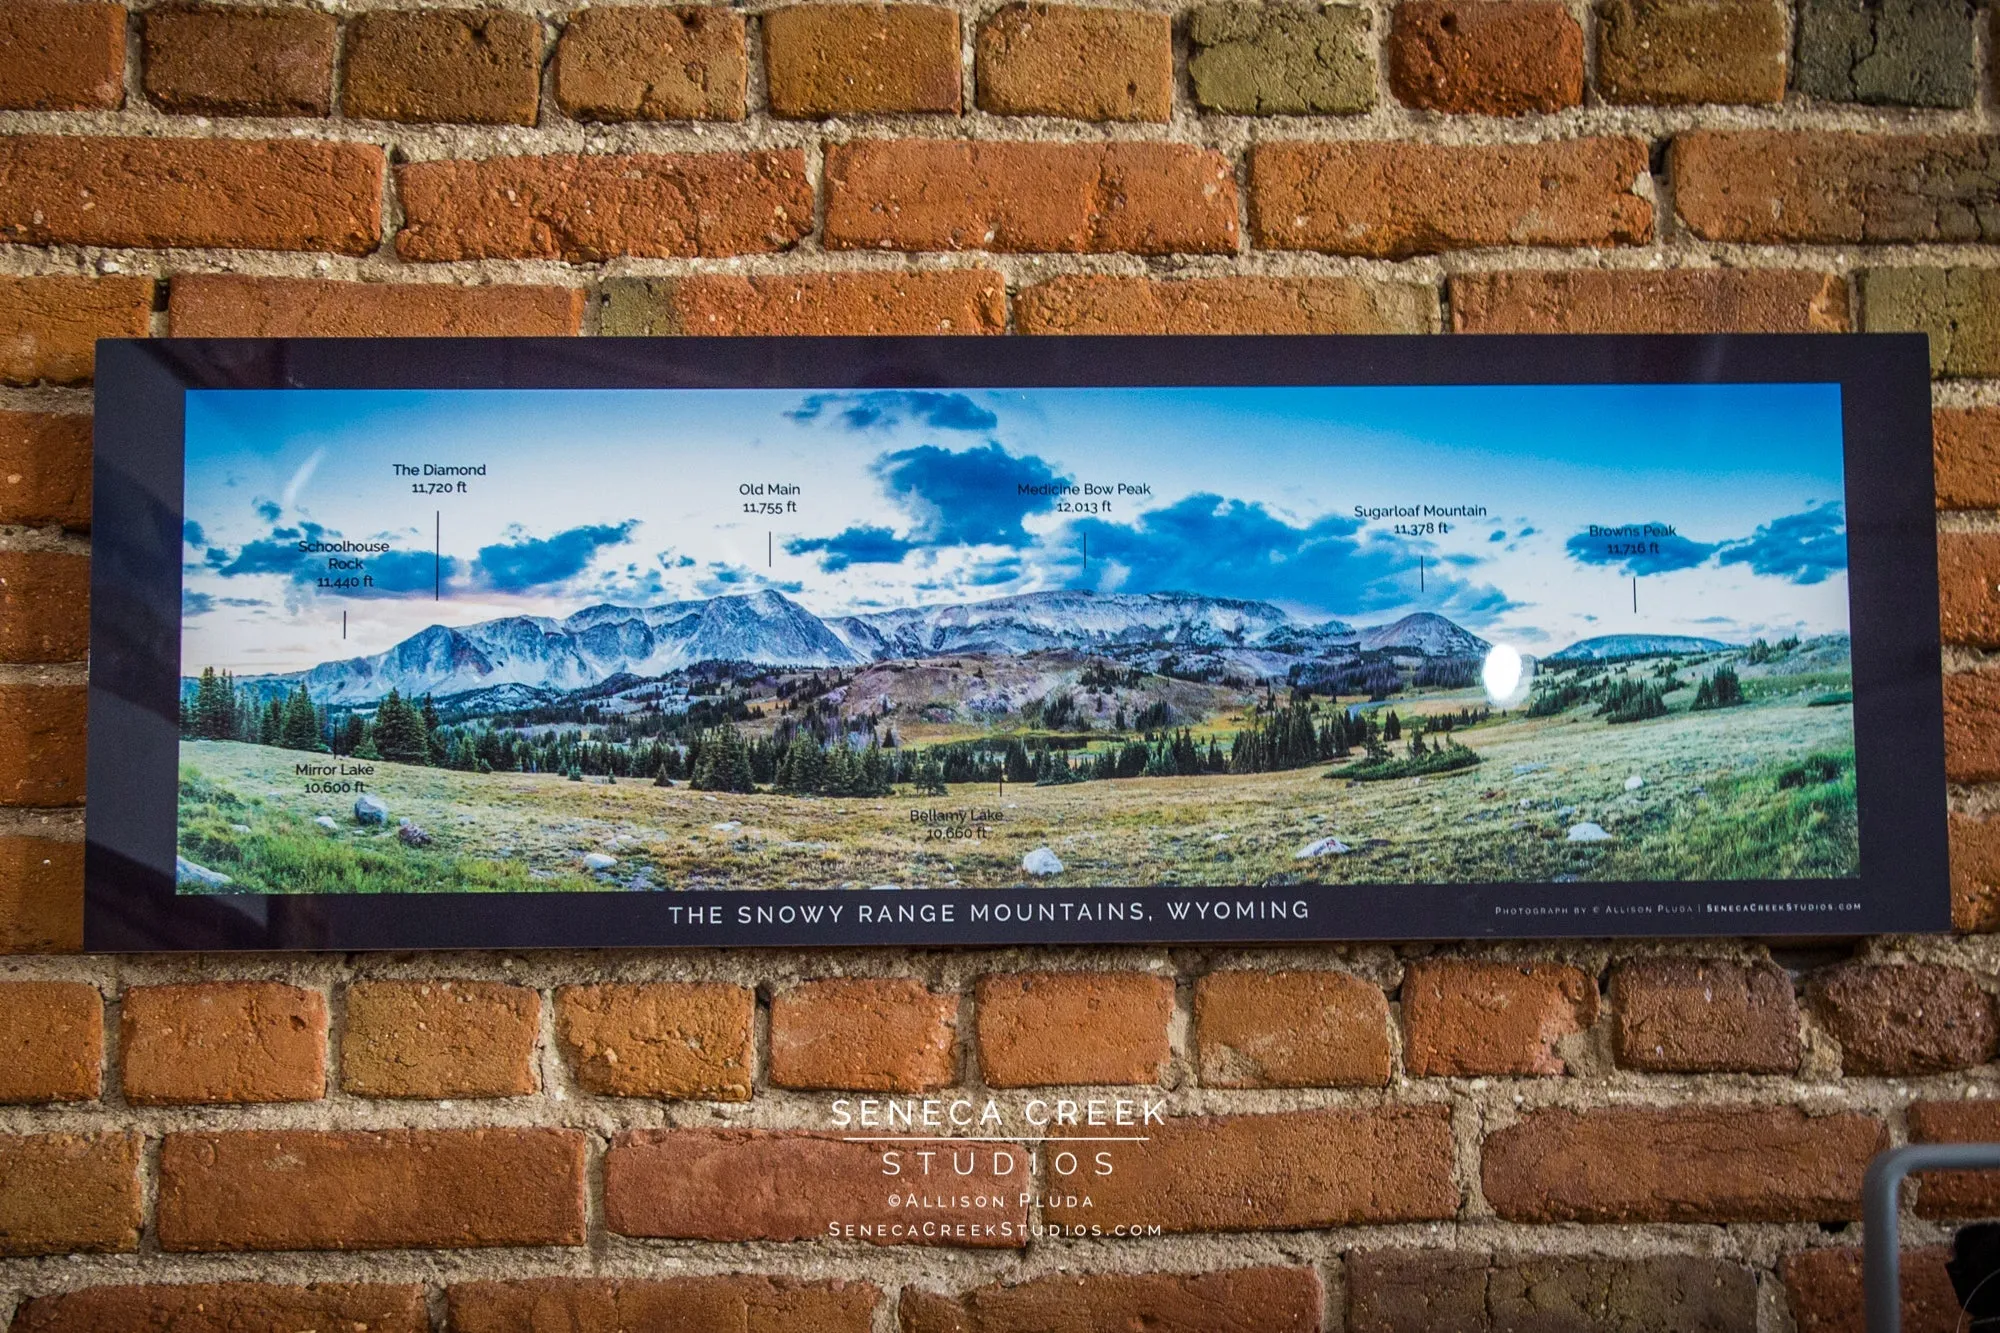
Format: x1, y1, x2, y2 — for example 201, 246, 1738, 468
1, 0, 1998, 1327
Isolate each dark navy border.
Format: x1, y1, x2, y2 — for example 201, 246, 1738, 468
84, 334, 1947, 950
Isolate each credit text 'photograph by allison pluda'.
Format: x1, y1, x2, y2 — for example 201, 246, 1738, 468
172, 383, 1855, 896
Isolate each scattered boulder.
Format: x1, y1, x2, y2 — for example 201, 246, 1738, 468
397, 822, 433, 848
313, 816, 338, 831
1295, 837, 1352, 859
1624, 775, 1644, 791
174, 856, 232, 890
1566, 822, 1613, 842
584, 852, 618, 871
1022, 846, 1064, 876
711, 821, 742, 833
229, 823, 252, 834
354, 794, 389, 825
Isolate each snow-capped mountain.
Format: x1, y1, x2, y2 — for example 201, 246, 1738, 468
1358, 612, 1492, 657
829, 591, 1348, 660
1544, 633, 1735, 662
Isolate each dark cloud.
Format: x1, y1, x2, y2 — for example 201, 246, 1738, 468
1564, 523, 1720, 576
255, 500, 281, 523
875, 441, 1069, 548
788, 390, 998, 434
473, 521, 638, 592
183, 590, 214, 616
1489, 530, 1506, 543
786, 525, 918, 572
1715, 502, 1847, 585
183, 520, 206, 547
204, 521, 462, 600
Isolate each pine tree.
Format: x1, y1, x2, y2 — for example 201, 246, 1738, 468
259, 696, 284, 746
372, 689, 430, 764
192, 667, 236, 740
420, 694, 442, 763
280, 684, 324, 751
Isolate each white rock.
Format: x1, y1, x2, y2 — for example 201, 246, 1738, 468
1624, 775, 1644, 791
583, 852, 618, 871
1566, 822, 1614, 842
313, 816, 338, 831
174, 855, 232, 889
711, 821, 742, 833
1208, 832, 1231, 843
869, 883, 901, 891
1022, 846, 1064, 876
1295, 837, 1352, 859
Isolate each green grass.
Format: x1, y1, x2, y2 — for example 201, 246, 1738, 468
1595, 746, 1857, 881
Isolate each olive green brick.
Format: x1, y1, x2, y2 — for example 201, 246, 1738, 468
1188, 3, 1375, 114
1861, 268, 2000, 378
1794, 0, 1976, 108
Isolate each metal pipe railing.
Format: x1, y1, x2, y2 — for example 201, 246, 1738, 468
1863, 1142, 2000, 1333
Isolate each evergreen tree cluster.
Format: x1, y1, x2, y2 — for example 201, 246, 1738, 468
184, 669, 330, 753
1691, 665, 1746, 711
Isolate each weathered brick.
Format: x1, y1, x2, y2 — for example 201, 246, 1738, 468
1348, 1251, 1759, 1333
398, 151, 810, 261
976, 971, 1171, 1085
1049, 1108, 1456, 1232
1862, 267, 2000, 378
769, 977, 958, 1092
1673, 131, 2000, 245
1019, 275, 1435, 334
11, 1283, 431, 1333
169, 275, 583, 337
1610, 957, 1801, 1073
0, 685, 86, 807
157, 1128, 587, 1251
605, 1129, 1028, 1244
901, 1268, 1322, 1333
0, 136, 382, 253
450, 1277, 879, 1333
0, 553, 88, 663
601, 271, 1006, 335
1783, 1246, 1960, 1333
1388, 1, 1583, 115
555, 6, 746, 122
824, 140, 1238, 254
0, 1133, 140, 1256
342, 8, 541, 125
0, 413, 91, 529
0, 836, 83, 953
1952, 811, 2000, 932
1942, 530, 2000, 647
976, 4, 1172, 121
1947, 669, 2000, 783
764, 4, 961, 116
1483, 1106, 1885, 1222
0, 1, 124, 110
341, 979, 540, 1099
1795, 0, 1975, 107
1909, 1100, 2000, 1217
1595, 0, 1787, 104
1810, 962, 1997, 1075
1195, 969, 1392, 1087
121, 981, 327, 1105
1451, 268, 1848, 333
556, 981, 753, 1099
1937, 408, 2000, 510
1401, 959, 1598, 1077
142, 5, 336, 116
0, 276, 152, 387
1251, 139, 1651, 257
0, 982, 100, 1103
1187, 3, 1374, 114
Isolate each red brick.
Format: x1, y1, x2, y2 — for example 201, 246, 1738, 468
0, 553, 87, 663
1610, 957, 1801, 1073
121, 981, 326, 1105
0, 982, 99, 1103
770, 977, 958, 1092
600, 270, 1006, 335
1810, 963, 1997, 1075
169, 275, 583, 337
1783, 1246, 1960, 1333
1051, 1108, 1456, 1232
0, 136, 382, 253
1251, 139, 1652, 257
0, 1133, 140, 1255
0, 2, 124, 110
1450, 268, 1849, 333
1909, 1100, 2000, 1217
764, 4, 961, 116
1019, 275, 1436, 334
824, 140, 1238, 254
450, 1277, 878, 1333
1195, 969, 1392, 1087
0, 413, 91, 529
1942, 529, 2000, 646
142, 5, 336, 117
1953, 811, 2000, 932
1595, 0, 1788, 105
555, 981, 754, 1099
975, 970, 1171, 1086
1402, 959, 1597, 1076
0, 685, 86, 807
556, 6, 746, 121
1348, 1251, 1759, 1332
340, 979, 540, 1099
0, 276, 152, 387
1946, 669, 2000, 782
0, 836, 83, 953
157, 1128, 587, 1251
1937, 408, 2000, 510
976, 4, 1172, 122
1483, 1106, 1885, 1222
11, 1283, 430, 1333
605, 1129, 1029, 1245
901, 1268, 1321, 1333
1388, 1, 1583, 115
342, 8, 541, 125
397, 151, 810, 262
1674, 131, 2000, 244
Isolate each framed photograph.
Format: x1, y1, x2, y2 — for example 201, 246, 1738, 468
85, 334, 1945, 949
